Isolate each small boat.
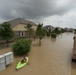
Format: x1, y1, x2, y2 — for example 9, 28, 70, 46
16, 57, 28, 70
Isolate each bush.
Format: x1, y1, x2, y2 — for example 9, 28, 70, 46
61, 29, 65, 33
12, 39, 32, 56
51, 33, 57, 38
46, 32, 50, 36
52, 28, 62, 34
52, 30, 55, 33
57, 30, 62, 34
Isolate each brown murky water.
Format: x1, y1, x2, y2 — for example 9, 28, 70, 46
0, 33, 75, 75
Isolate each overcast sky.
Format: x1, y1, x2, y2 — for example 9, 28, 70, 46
0, 0, 76, 28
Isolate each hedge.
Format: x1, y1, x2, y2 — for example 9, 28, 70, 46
12, 39, 32, 56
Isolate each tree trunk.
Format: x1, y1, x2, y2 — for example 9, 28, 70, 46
33, 36, 35, 41
29, 32, 30, 40
6, 40, 9, 47
39, 38, 41, 45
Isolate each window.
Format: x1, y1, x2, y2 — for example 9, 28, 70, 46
16, 32, 19, 36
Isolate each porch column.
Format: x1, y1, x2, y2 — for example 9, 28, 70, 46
19, 31, 20, 37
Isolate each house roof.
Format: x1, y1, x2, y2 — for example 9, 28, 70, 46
43, 25, 55, 29
7, 18, 37, 28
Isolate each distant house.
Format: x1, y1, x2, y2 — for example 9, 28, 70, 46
64, 28, 74, 32
43, 25, 55, 32
69, 28, 74, 32
7, 18, 37, 38
64, 28, 69, 32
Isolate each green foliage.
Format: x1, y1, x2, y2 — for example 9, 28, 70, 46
52, 28, 62, 34
58, 30, 62, 34
52, 30, 55, 33
0, 22, 14, 46
61, 28, 65, 33
74, 29, 76, 34
36, 24, 43, 35
36, 24, 45, 39
28, 28, 34, 35
27, 23, 32, 29
26, 23, 34, 37
49, 29, 51, 34
46, 30, 51, 36
12, 39, 32, 56
51, 33, 57, 38
46, 32, 50, 36
54, 28, 59, 32
36, 23, 45, 45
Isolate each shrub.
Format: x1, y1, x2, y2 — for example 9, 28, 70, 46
12, 39, 32, 56
51, 33, 57, 38
57, 30, 62, 34
46, 32, 50, 36
52, 30, 55, 33
52, 28, 62, 34
61, 29, 65, 33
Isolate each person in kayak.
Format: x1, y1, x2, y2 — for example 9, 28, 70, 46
21, 55, 26, 63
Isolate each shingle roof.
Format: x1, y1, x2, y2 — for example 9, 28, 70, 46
7, 18, 37, 27
43, 25, 55, 29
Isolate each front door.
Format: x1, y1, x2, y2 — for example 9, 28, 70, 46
20, 32, 25, 37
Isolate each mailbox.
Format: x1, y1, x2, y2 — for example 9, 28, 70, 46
4, 52, 14, 66
0, 55, 6, 71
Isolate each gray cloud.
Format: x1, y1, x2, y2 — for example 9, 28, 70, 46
0, 0, 76, 28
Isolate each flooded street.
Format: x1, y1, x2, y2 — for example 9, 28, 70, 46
0, 33, 75, 75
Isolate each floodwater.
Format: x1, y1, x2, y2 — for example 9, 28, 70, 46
0, 33, 75, 75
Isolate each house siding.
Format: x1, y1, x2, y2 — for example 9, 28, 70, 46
12, 23, 37, 38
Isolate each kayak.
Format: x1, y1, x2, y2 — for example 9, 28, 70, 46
16, 57, 28, 70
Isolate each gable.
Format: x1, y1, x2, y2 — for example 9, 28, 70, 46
12, 23, 37, 31
12, 24, 27, 31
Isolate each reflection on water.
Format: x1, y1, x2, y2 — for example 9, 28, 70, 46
0, 32, 75, 75
50, 37, 56, 42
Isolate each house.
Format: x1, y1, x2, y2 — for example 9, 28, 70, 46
69, 28, 74, 32
43, 25, 55, 32
0, 18, 37, 44
64, 28, 69, 32
7, 18, 37, 38
64, 28, 74, 32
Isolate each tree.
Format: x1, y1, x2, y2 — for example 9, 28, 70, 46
36, 23, 45, 45
0, 22, 14, 47
74, 29, 76, 34
51, 33, 57, 38
46, 29, 51, 36
53, 27, 61, 34
61, 28, 65, 33
26, 23, 34, 37
27, 23, 32, 29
